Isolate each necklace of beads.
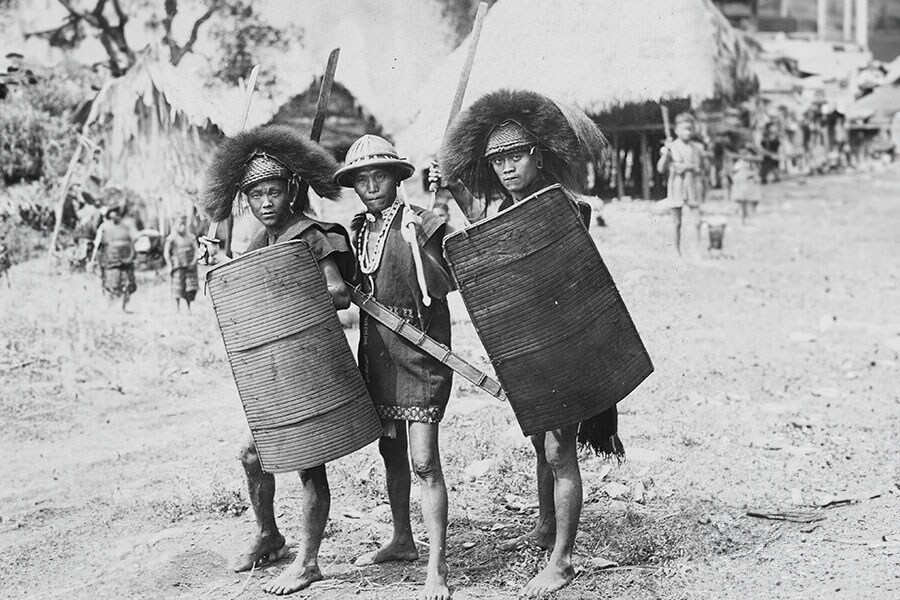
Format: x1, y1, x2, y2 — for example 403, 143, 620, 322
357, 197, 403, 275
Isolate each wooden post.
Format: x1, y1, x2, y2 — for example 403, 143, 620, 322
817, 0, 828, 40
855, 0, 868, 49
613, 132, 624, 200
843, 0, 853, 41
640, 130, 651, 201
48, 138, 87, 255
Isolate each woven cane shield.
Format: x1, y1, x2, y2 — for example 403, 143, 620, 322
206, 240, 381, 472
444, 185, 653, 436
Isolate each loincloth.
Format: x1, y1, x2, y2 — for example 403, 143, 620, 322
102, 263, 137, 297
170, 266, 198, 301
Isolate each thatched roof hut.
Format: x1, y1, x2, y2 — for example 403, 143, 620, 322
848, 83, 900, 128
396, 0, 757, 174
83, 48, 230, 229
267, 79, 387, 161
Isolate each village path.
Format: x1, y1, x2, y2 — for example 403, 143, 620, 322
1, 166, 899, 600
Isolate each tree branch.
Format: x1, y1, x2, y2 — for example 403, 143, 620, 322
57, 0, 133, 76
164, 0, 222, 66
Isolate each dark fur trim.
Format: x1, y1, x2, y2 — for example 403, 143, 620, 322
440, 89, 608, 199
202, 125, 341, 222
577, 406, 624, 462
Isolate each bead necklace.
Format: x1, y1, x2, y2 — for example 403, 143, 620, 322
356, 197, 403, 275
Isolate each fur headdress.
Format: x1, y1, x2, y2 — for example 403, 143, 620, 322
202, 125, 341, 222
440, 89, 607, 199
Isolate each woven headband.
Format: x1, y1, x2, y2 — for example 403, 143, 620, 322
484, 120, 538, 158
239, 153, 293, 191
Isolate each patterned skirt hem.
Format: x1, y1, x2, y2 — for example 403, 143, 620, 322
376, 405, 445, 423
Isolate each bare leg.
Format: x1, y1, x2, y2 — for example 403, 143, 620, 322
672, 207, 683, 256
499, 434, 555, 551
264, 465, 329, 595
233, 436, 289, 572
692, 208, 702, 245
121, 291, 131, 312
408, 422, 449, 600
522, 426, 580, 597
355, 425, 419, 565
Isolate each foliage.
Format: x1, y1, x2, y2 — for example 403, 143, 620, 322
0, 65, 85, 186
208, 0, 295, 87
0, 182, 54, 264
0, 102, 78, 185
35, 1, 296, 82
433, 0, 499, 45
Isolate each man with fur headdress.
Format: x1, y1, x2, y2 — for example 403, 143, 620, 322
430, 89, 619, 597
335, 134, 455, 600
203, 125, 355, 596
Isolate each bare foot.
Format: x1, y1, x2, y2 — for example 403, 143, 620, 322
263, 562, 323, 596
354, 539, 418, 566
498, 529, 554, 552
419, 569, 450, 600
232, 534, 291, 572
521, 563, 575, 597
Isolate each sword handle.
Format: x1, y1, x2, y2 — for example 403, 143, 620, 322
403, 221, 431, 307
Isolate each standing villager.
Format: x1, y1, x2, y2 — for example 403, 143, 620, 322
162, 216, 199, 312
431, 89, 618, 597
657, 112, 706, 256
729, 150, 762, 225
202, 125, 355, 596
334, 135, 454, 600
91, 205, 137, 312
760, 121, 781, 183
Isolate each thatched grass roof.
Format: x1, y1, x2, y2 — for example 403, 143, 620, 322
848, 84, 900, 126
396, 0, 757, 169
84, 48, 228, 226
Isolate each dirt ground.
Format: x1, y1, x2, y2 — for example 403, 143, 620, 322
2, 168, 899, 600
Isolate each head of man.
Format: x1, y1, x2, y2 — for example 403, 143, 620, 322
351, 167, 399, 214
334, 135, 415, 210
674, 114, 695, 142
432, 203, 450, 224
441, 90, 607, 201
203, 125, 342, 226
239, 152, 298, 231
489, 148, 541, 197
174, 216, 188, 235
244, 177, 290, 229
485, 120, 542, 199
106, 206, 122, 224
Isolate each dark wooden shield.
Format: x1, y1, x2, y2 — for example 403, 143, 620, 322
206, 240, 381, 472
443, 185, 653, 436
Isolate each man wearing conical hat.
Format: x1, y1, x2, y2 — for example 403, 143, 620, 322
202, 124, 356, 595
335, 134, 454, 600
431, 89, 618, 597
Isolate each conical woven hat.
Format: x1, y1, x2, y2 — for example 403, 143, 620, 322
334, 135, 415, 187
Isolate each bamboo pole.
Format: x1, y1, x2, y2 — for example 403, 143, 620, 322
613, 132, 624, 200
48, 138, 88, 256
843, 0, 853, 42
855, 0, 868, 49
640, 130, 651, 201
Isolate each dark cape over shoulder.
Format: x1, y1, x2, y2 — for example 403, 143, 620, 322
247, 213, 357, 283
